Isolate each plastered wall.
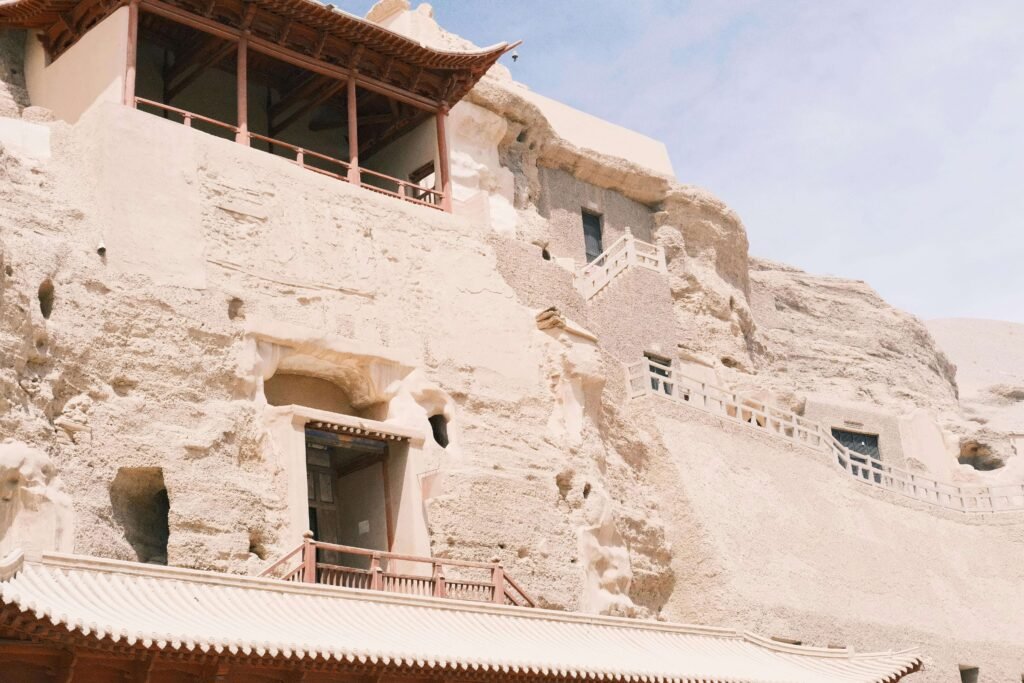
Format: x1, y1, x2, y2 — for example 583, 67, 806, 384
23, 7, 128, 123
537, 165, 656, 264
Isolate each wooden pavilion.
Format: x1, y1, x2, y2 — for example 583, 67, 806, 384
0, 0, 517, 211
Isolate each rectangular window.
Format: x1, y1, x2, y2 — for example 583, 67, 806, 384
832, 428, 881, 483
644, 352, 674, 396
582, 210, 603, 262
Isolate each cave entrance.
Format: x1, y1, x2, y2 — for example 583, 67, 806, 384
305, 427, 394, 568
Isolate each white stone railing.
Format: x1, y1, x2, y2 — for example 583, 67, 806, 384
626, 360, 1024, 513
575, 230, 667, 300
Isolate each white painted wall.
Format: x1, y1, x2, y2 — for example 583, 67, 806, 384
24, 7, 128, 123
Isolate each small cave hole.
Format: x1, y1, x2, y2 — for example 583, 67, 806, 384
721, 356, 740, 369
4, 264, 12, 276
37, 278, 54, 319
109, 467, 170, 565
958, 440, 1005, 471
428, 414, 449, 448
582, 482, 591, 499
555, 469, 573, 500
541, 247, 551, 261
248, 529, 268, 560
497, 543, 506, 550
516, 130, 527, 143
227, 297, 245, 320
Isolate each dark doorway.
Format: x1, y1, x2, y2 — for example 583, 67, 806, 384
305, 428, 393, 567
582, 210, 603, 262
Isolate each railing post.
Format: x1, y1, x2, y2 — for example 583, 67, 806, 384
183, 113, 192, 128
370, 553, 383, 591
432, 562, 446, 598
123, 0, 139, 106
296, 149, 304, 167
302, 530, 316, 584
491, 561, 505, 604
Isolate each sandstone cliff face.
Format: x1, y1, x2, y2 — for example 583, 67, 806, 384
747, 258, 958, 415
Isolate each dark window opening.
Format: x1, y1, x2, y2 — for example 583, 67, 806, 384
582, 210, 603, 263
959, 667, 979, 683
645, 352, 674, 396
832, 428, 882, 483
428, 414, 449, 448
110, 467, 170, 565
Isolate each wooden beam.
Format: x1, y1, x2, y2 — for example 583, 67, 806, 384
347, 76, 359, 185
165, 38, 235, 101
270, 79, 345, 136
58, 649, 77, 683
436, 107, 452, 212
277, 17, 293, 44
123, 0, 139, 106
310, 112, 393, 133
312, 29, 327, 58
268, 73, 328, 119
236, 33, 248, 144
137, 0, 442, 110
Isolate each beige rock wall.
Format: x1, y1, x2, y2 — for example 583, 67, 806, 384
0, 102, 672, 618
636, 396, 1024, 682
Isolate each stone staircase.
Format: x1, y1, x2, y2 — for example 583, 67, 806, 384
574, 229, 667, 300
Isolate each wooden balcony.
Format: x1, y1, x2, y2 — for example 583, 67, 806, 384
260, 533, 536, 608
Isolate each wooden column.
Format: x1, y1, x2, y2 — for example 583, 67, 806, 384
236, 33, 249, 145
435, 106, 452, 213
346, 76, 359, 185
123, 0, 140, 106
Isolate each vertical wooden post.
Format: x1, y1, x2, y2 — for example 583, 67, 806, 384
123, 0, 140, 106
346, 77, 359, 185
302, 530, 315, 584
435, 106, 452, 212
491, 562, 504, 604
236, 33, 249, 145
381, 457, 395, 551
432, 562, 446, 598
370, 553, 382, 591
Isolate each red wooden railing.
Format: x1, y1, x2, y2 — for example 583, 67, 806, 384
134, 97, 446, 210
260, 532, 536, 608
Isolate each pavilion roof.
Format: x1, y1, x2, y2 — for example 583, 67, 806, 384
0, 0, 514, 106
0, 550, 922, 683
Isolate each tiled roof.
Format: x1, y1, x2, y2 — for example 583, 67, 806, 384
0, 550, 921, 683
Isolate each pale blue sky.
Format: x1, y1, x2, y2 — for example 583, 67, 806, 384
343, 1, 1024, 322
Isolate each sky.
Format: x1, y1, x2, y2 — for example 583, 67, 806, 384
342, 1, 1024, 323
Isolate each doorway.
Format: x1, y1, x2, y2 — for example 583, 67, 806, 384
305, 427, 393, 568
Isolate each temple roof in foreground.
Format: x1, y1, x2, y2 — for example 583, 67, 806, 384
0, 551, 921, 683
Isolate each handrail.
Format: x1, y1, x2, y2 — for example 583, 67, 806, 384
628, 359, 1024, 513
259, 535, 538, 607
574, 230, 667, 300
133, 98, 445, 211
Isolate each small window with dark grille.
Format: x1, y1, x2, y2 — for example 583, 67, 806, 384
644, 352, 673, 396
832, 428, 882, 483
582, 210, 603, 263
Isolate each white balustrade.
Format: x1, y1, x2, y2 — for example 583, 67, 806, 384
575, 229, 667, 300
626, 359, 1024, 513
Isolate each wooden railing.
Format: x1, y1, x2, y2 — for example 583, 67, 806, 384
260, 533, 536, 607
575, 229, 667, 300
134, 98, 445, 211
627, 360, 1024, 513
